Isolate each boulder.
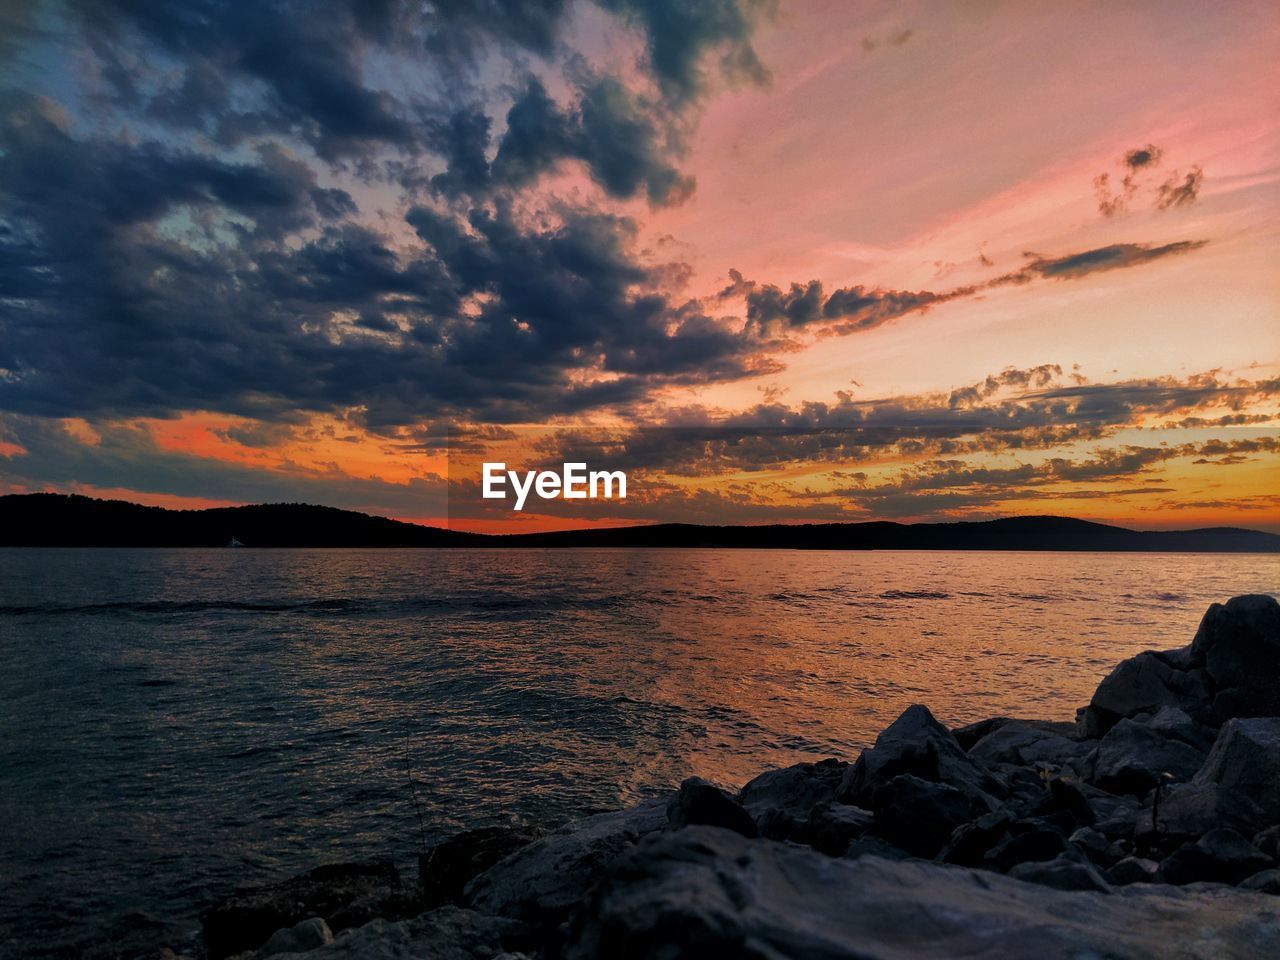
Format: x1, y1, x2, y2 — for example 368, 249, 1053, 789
839, 704, 1001, 811
1254, 825, 1280, 861
1078, 650, 1211, 738
560, 826, 1280, 959
1158, 828, 1273, 886
871, 774, 982, 858
1135, 783, 1268, 842
255, 917, 333, 958
984, 819, 1071, 873
201, 862, 401, 960
1105, 856, 1160, 886
464, 795, 669, 930
667, 777, 758, 838
1241, 869, 1280, 895
842, 835, 912, 861
938, 809, 1017, 867
1069, 826, 1124, 868
1191, 594, 1280, 720
951, 716, 1014, 751
737, 758, 847, 841
804, 802, 874, 856
1009, 855, 1110, 893
1193, 717, 1280, 821
1142, 706, 1216, 751
968, 720, 1087, 769
267, 906, 523, 959
417, 826, 541, 908
1089, 718, 1206, 796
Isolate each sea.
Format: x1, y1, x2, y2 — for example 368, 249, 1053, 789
1, 547, 1277, 958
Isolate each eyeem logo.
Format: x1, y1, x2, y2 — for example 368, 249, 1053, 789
482, 462, 627, 511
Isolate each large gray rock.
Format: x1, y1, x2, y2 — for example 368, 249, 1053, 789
738, 758, 847, 841
255, 917, 333, 957
201, 862, 402, 959
561, 827, 1280, 959
1193, 717, 1280, 821
667, 777, 758, 837
1090, 717, 1207, 795
872, 774, 983, 857
968, 720, 1086, 769
1158, 828, 1273, 886
464, 795, 669, 928
264, 906, 522, 959
1008, 855, 1110, 893
839, 704, 1001, 811
1192, 594, 1280, 720
1078, 650, 1211, 738
1137, 783, 1268, 842
417, 826, 541, 908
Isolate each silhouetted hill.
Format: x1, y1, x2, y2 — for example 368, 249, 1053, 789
2, 494, 1278, 551
0, 494, 481, 547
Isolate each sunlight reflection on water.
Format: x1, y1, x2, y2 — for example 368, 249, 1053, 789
0, 547, 1276, 956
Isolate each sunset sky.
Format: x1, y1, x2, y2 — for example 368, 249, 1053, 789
1, 0, 1277, 532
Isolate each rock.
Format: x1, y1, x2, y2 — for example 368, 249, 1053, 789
1254, 826, 1280, 861
667, 777, 758, 838
270, 906, 523, 959
1078, 650, 1212, 738
201, 862, 401, 960
1191, 594, 1280, 720
1193, 717, 1280, 821
804, 801, 874, 856
1142, 706, 1216, 751
1135, 783, 1267, 842
464, 795, 668, 930
842, 835, 912, 861
968, 720, 1087, 769
256, 917, 332, 958
1090, 718, 1206, 796
938, 809, 1017, 867
871, 774, 986, 857
1106, 856, 1160, 886
560, 826, 1280, 959
1069, 826, 1124, 868
1009, 855, 1110, 893
1035, 777, 1096, 828
737, 758, 847, 841
417, 827, 541, 908
951, 716, 1014, 751
1088, 792, 1141, 839
1158, 828, 1273, 886
1241, 869, 1280, 895
984, 819, 1071, 873
839, 704, 1001, 811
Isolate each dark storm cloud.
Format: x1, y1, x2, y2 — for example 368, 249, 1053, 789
595, 0, 772, 104
0, 91, 773, 426
427, 75, 696, 206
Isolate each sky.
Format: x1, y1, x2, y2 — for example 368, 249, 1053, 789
0, 0, 1277, 532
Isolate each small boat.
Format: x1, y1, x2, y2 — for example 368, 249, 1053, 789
227, 537, 244, 547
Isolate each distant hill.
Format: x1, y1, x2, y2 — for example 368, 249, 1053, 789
2, 494, 1278, 551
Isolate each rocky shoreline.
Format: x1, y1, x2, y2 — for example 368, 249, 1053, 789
191, 595, 1280, 959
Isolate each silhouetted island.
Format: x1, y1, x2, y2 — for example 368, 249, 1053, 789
2, 493, 1278, 551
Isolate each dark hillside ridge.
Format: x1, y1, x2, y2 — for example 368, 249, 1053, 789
3, 494, 1278, 551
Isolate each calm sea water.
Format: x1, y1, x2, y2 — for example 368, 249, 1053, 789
1, 548, 1277, 958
